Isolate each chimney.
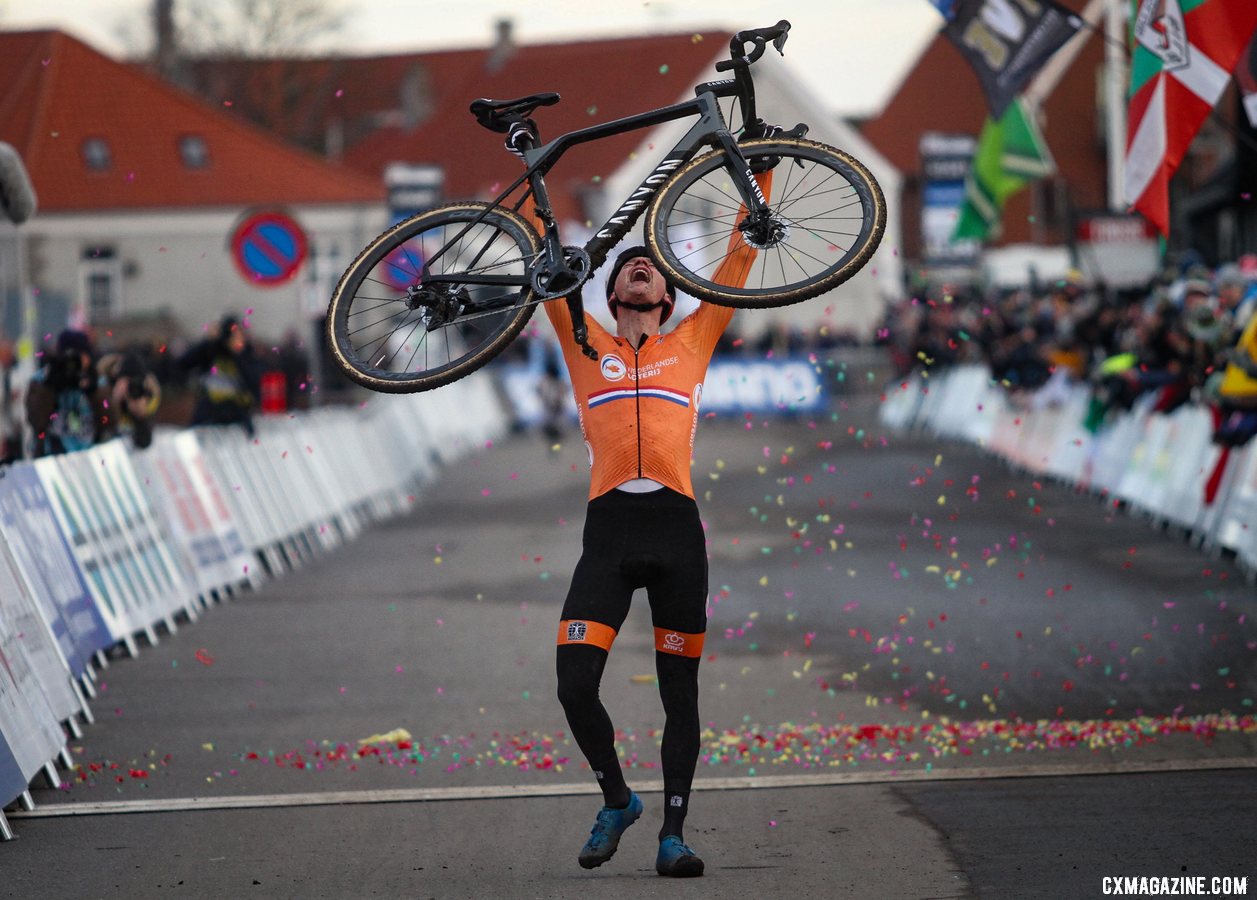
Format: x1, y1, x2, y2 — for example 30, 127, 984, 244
486, 18, 515, 73
153, 0, 184, 86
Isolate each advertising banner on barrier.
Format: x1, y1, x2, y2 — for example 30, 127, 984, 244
0, 539, 81, 722
0, 553, 67, 790
701, 358, 826, 414
0, 464, 112, 674
0, 735, 29, 811
34, 455, 141, 642
90, 441, 195, 621
139, 432, 251, 593
178, 431, 255, 575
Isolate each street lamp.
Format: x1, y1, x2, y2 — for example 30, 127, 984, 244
0, 141, 39, 459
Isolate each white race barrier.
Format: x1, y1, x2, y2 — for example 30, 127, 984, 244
0, 464, 113, 678
1214, 443, 1257, 571
0, 371, 509, 832
881, 366, 1257, 578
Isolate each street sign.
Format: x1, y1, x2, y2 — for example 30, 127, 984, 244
384, 163, 443, 219
230, 211, 308, 287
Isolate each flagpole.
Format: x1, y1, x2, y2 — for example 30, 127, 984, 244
1104, 0, 1128, 212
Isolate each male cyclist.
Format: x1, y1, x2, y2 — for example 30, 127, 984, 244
543, 182, 767, 878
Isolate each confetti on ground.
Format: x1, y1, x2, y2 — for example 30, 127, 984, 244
49, 712, 1251, 793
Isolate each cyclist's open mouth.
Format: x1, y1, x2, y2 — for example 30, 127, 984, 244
630, 268, 652, 284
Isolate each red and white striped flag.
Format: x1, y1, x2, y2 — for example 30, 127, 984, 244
1124, 0, 1257, 234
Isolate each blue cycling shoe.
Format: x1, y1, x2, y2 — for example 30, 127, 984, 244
656, 835, 705, 877
577, 792, 643, 869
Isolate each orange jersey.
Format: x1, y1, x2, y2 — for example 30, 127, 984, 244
545, 297, 731, 500
543, 171, 770, 500
538, 170, 771, 499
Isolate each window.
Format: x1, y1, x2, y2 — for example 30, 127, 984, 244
79, 246, 122, 324
178, 134, 210, 169
81, 137, 112, 171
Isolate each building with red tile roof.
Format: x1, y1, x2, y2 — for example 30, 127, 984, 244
0, 29, 387, 351
188, 29, 730, 224
1, 29, 385, 212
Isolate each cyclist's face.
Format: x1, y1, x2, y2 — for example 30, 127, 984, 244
614, 256, 668, 305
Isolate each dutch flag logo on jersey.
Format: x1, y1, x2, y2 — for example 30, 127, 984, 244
588, 386, 690, 409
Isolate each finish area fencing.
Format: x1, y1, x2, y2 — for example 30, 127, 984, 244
879, 364, 1257, 578
0, 373, 507, 839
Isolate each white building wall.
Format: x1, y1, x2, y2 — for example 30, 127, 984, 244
23, 203, 389, 346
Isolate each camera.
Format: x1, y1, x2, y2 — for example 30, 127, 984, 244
117, 354, 151, 401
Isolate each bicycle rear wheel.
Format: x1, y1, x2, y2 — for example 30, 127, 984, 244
645, 138, 885, 309
326, 202, 540, 393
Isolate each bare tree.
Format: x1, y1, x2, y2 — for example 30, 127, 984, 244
175, 0, 351, 57
122, 0, 357, 157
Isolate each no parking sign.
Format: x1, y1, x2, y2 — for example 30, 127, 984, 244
230, 211, 308, 287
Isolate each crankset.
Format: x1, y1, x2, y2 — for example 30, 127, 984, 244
530, 246, 592, 301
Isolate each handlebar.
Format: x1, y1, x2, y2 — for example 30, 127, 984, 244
714, 20, 790, 72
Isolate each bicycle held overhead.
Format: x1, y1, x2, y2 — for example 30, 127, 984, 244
326, 20, 886, 394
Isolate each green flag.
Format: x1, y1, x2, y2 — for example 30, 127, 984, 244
952, 97, 1054, 242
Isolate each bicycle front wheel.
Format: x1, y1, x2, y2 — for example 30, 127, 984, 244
326, 202, 541, 393
645, 138, 885, 309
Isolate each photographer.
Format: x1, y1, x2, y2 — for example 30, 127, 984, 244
25, 329, 103, 458
96, 350, 160, 450
179, 315, 260, 435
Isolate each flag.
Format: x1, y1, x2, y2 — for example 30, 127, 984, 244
1236, 29, 1257, 128
941, 0, 1083, 118
1125, 0, 1257, 234
952, 98, 1054, 241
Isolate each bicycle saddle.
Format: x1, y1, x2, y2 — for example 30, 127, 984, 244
470, 92, 560, 133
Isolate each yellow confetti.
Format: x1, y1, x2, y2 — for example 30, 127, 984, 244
357, 728, 412, 745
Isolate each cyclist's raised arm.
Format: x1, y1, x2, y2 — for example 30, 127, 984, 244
709, 170, 774, 291
675, 170, 773, 352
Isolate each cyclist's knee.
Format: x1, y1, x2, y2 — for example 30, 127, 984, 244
556, 643, 609, 708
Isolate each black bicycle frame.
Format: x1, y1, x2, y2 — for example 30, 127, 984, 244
525, 88, 763, 270
423, 85, 765, 292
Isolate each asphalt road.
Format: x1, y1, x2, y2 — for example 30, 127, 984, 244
5, 374, 1256, 899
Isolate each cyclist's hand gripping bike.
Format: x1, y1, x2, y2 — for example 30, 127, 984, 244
326, 20, 886, 393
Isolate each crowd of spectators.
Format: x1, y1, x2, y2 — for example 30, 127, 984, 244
879, 256, 1257, 446
0, 314, 313, 464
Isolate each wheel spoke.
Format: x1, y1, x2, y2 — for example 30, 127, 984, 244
329, 204, 537, 390
650, 142, 883, 305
